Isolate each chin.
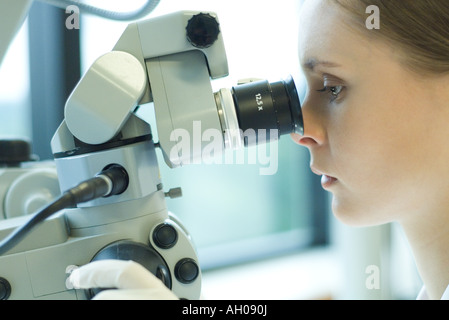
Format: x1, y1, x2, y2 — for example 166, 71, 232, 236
330, 195, 392, 227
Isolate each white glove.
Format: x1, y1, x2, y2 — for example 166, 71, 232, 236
67, 259, 178, 300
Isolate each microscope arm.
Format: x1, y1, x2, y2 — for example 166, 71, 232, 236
64, 51, 148, 145
64, 11, 230, 167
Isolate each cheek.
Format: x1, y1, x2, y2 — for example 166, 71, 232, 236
328, 98, 390, 179
330, 79, 421, 180
326, 94, 425, 225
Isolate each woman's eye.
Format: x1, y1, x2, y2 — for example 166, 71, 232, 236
317, 85, 344, 101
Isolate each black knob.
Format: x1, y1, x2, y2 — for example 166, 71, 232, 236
88, 241, 172, 299
0, 277, 11, 300
0, 139, 34, 166
175, 258, 199, 284
186, 13, 220, 48
153, 223, 178, 249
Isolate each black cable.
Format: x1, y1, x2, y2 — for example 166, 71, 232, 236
0, 164, 129, 255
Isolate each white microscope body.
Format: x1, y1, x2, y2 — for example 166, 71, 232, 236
0, 10, 231, 300
0, 8, 302, 300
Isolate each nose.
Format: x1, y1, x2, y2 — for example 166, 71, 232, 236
290, 99, 326, 148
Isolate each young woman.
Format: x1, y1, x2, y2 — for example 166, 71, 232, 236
291, 0, 449, 300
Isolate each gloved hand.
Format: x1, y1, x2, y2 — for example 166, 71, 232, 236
67, 259, 179, 300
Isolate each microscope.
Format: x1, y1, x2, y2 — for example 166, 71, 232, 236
0, 10, 303, 300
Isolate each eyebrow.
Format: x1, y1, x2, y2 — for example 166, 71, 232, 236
303, 58, 341, 71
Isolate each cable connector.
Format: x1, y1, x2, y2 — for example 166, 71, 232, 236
64, 164, 129, 205
99, 164, 129, 197
0, 164, 129, 255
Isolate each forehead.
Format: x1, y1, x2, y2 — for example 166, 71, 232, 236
298, 0, 366, 69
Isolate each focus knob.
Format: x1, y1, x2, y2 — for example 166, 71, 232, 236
0, 139, 35, 166
186, 13, 220, 48
153, 223, 178, 249
88, 241, 172, 298
175, 258, 199, 284
0, 277, 11, 300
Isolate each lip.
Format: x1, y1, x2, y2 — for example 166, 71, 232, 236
320, 175, 338, 189
311, 167, 338, 189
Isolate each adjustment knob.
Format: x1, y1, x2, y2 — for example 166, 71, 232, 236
186, 13, 220, 48
0, 139, 35, 166
88, 241, 172, 298
175, 258, 199, 284
0, 277, 11, 300
153, 223, 178, 249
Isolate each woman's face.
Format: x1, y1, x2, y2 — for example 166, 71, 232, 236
293, 0, 449, 226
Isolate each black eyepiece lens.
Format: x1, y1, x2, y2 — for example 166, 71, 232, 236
232, 76, 303, 146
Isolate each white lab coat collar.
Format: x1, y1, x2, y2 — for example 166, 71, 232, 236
417, 286, 449, 300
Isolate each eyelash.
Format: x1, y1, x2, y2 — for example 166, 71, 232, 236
317, 85, 344, 102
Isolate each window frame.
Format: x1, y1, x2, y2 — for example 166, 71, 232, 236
28, 1, 81, 160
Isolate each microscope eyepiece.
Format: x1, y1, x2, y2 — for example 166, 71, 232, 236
215, 76, 303, 148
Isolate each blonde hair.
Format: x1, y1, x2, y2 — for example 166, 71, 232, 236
334, 0, 449, 75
